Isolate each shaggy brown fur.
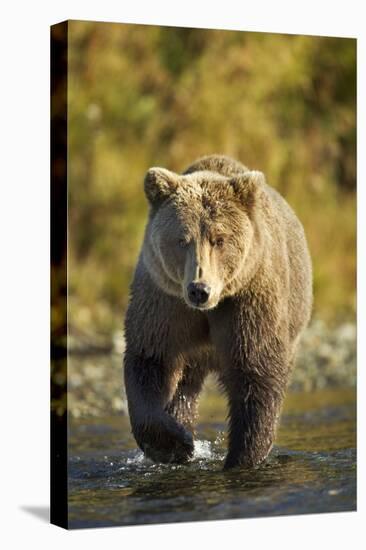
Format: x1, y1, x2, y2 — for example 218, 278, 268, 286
124, 154, 312, 469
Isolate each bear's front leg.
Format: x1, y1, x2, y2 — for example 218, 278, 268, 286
166, 363, 207, 434
124, 350, 194, 464
221, 369, 286, 470
208, 290, 291, 469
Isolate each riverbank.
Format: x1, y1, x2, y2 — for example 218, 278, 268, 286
66, 320, 356, 418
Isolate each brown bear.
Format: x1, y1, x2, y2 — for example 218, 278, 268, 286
124, 154, 312, 469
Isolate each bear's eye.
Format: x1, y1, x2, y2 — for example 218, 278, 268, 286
178, 238, 189, 248
211, 237, 224, 248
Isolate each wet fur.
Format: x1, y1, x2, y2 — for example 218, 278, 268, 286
124, 155, 312, 469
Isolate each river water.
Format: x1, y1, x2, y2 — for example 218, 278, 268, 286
68, 388, 356, 528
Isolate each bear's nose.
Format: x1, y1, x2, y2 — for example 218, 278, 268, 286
187, 282, 211, 306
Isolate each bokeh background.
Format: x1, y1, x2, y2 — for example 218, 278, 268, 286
63, 21, 356, 417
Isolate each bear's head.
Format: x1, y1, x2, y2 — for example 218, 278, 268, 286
142, 167, 265, 310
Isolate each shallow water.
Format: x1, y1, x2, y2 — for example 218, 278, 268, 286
68, 388, 356, 528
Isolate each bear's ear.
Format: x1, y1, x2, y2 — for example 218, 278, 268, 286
229, 170, 265, 209
144, 167, 179, 206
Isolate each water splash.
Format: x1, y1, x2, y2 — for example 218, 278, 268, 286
125, 450, 146, 465
117, 450, 151, 471
193, 439, 213, 460
118, 435, 225, 470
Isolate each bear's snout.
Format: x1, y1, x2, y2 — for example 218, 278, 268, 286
187, 282, 211, 307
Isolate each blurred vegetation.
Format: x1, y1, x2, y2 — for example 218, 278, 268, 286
67, 21, 356, 337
